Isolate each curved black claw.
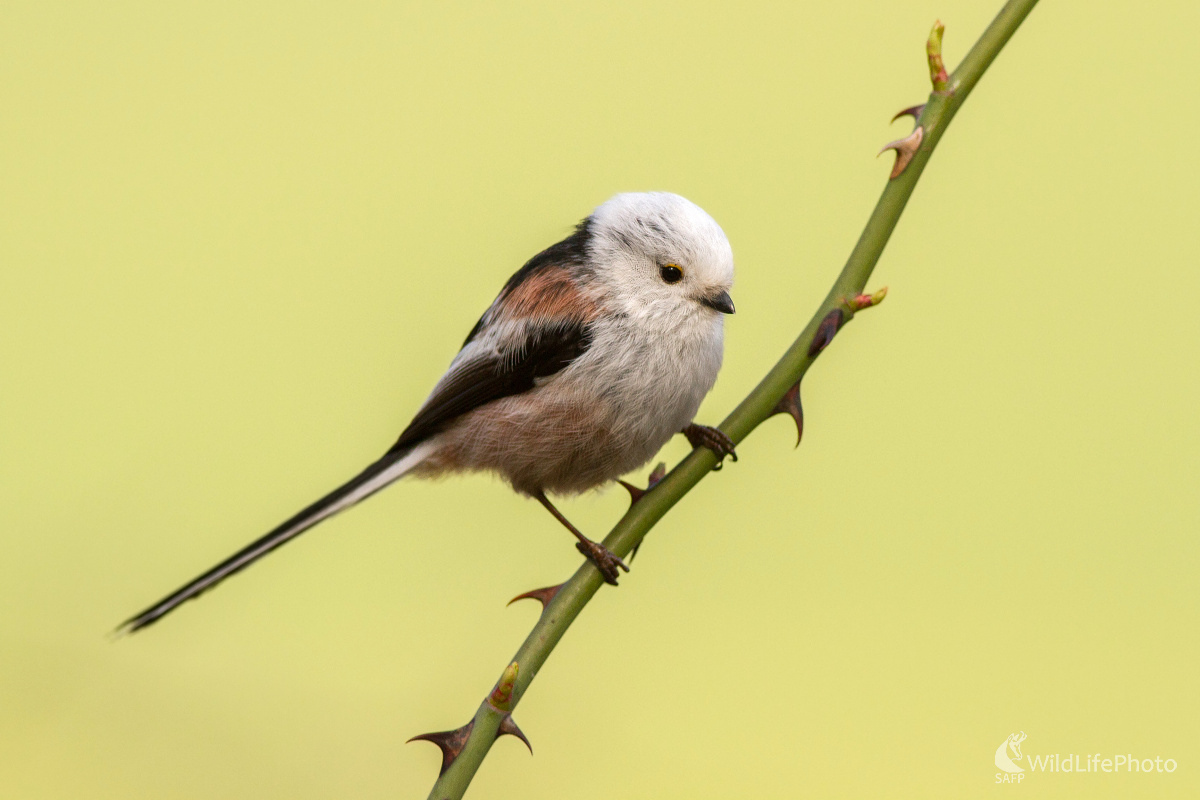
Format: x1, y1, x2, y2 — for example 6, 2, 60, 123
682, 423, 738, 469
575, 539, 629, 585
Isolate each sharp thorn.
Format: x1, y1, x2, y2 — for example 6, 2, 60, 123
497, 715, 532, 755
621, 460, 668, 563
507, 584, 564, 609
771, 382, 804, 447
617, 480, 645, 504
891, 104, 925, 124
408, 720, 475, 777
807, 308, 845, 357
878, 126, 924, 180
618, 461, 668, 508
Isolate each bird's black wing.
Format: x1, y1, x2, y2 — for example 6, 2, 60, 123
386, 318, 592, 455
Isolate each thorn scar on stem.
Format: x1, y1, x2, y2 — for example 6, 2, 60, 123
808, 309, 845, 357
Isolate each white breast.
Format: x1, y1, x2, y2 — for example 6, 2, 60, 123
570, 308, 725, 476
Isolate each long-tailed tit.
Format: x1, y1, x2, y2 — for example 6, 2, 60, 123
120, 192, 737, 633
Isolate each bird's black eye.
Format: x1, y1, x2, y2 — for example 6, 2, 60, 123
659, 264, 684, 284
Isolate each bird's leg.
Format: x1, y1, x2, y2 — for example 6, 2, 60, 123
534, 491, 629, 585
681, 423, 738, 469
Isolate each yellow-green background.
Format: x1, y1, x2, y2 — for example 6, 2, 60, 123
2, 1, 1196, 797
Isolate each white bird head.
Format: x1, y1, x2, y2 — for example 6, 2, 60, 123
585, 192, 735, 322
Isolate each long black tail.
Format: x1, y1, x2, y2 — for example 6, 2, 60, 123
117, 443, 428, 635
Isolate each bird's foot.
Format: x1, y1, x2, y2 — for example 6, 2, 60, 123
682, 423, 738, 469
575, 539, 629, 585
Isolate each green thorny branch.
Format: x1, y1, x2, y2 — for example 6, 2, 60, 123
416, 2, 1039, 796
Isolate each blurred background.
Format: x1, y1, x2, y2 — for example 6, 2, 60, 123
2, 1, 1197, 797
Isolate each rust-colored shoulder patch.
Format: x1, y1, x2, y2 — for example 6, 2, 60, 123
499, 268, 598, 322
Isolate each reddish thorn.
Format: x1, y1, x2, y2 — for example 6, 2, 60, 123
771, 382, 804, 447
617, 461, 668, 508
891, 104, 925, 124
507, 584, 563, 609
617, 480, 645, 504
808, 308, 845, 357
497, 715, 532, 754
878, 126, 924, 180
621, 460, 670, 563
408, 720, 475, 777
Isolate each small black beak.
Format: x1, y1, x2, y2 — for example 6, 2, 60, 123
701, 290, 736, 315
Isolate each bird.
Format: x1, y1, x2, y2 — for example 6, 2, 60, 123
119, 191, 737, 634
